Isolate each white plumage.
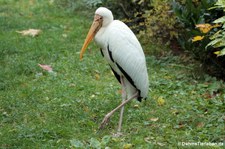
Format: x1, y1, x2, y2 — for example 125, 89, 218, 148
95, 20, 149, 100
80, 7, 149, 134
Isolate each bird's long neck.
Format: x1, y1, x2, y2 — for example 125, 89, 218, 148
94, 26, 109, 48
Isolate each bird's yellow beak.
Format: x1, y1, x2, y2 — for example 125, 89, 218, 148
80, 15, 102, 60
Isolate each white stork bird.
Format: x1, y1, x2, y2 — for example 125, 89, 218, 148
80, 7, 149, 134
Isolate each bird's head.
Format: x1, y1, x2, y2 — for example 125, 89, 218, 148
80, 7, 113, 60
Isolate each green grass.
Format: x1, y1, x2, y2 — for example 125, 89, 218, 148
0, 1, 224, 148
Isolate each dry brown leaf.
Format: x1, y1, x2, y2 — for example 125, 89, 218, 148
197, 122, 204, 128
16, 29, 41, 37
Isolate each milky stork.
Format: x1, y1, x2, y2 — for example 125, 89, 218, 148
80, 7, 149, 134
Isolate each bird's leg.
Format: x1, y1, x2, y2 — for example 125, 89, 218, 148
117, 77, 126, 133
99, 91, 138, 130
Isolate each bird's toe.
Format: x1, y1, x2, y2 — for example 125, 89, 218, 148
112, 132, 123, 137
99, 115, 111, 130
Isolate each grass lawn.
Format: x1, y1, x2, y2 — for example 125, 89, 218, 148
0, 1, 224, 148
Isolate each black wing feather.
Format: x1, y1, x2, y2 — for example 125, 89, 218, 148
109, 65, 121, 84
107, 44, 115, 62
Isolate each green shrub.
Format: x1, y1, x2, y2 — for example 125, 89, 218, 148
139, 0, 178, 45
172, 0, 218, 58
172, 0, 225, 79
207, 0, 225, 57
100, 0, 151, 34
101, 0, 179, 54
101, 0, 150, 19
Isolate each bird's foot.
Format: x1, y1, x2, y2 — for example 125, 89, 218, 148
98, 113, 111, 130
112, 131, 123, 137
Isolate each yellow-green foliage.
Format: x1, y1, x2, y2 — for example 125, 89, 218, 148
191, 0, 225, 57
139, 0, 178, 45
207, 0, 225, 56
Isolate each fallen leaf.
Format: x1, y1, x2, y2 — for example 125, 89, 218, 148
197, 122, 204, 128
38, 64, 53, 72
157, 142, 165, 146
150, 117, 159, 122
16, 29, 41, 37
83, 106, 89, 112
157, 96, 165, 106
69, 83, 76, 87
95, 73, 100, 80
123, 143, 132, 149
144, 137, 151, 143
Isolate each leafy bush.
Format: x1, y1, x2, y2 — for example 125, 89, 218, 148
172, 0, 218, 58
207, 0, 225, 57
139, 0, 178, 46
101, 0, 179, 54
172, 0, 225, 79
101, 0, 150, 18
56, 0, 177, 52
100, 0, 150, 34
